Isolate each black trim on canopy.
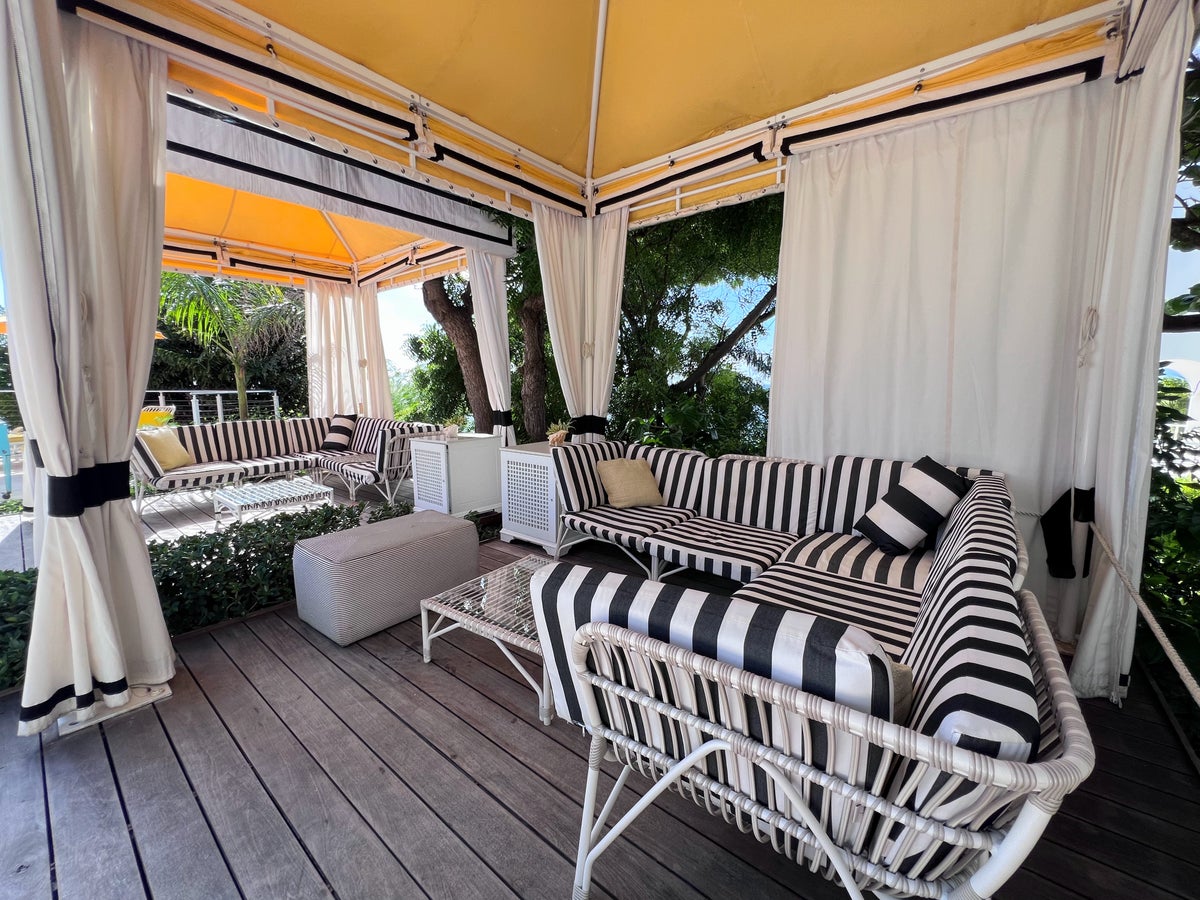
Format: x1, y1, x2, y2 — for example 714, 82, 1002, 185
46, 460, 132, 518
163, 243, 219, 260
569, 415, 607, 437
594, 143, 766, 214
61, 1, 419, 139
19, 676, 130, 723
228, 256, 353, 284
357, 244, 464, 285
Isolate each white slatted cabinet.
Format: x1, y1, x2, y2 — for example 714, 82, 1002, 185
499, 441, 559, 554
411, 433, 501, 516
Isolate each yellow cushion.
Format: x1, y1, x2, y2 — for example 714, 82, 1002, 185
140, 428, 194, 472
596, 458, 663, 509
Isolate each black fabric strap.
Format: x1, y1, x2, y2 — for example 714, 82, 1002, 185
19, 675, 129, 723
1040, 487, 1096, 579
568, 415, 607, 437
492, 409, 513, 426
46, 460, 132, 518
28, 438, 44, 469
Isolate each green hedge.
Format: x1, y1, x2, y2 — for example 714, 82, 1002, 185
0, 501, 416, 692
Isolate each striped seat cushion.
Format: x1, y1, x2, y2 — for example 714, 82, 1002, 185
624, 444, 711, 511
551, 440, 628, 513
561, 504, 694, 551
152, 461, 244, 491
779, 531, 934, 592
733, 562, 921, 658
238, 454, 314, 480
313, 451, 381, 485
642, 516, 798, 583
701, 456, 823, 534
531, 561, 899, 729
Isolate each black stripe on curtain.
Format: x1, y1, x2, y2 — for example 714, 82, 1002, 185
19, 676, 130, 723
45, 460, 131, 517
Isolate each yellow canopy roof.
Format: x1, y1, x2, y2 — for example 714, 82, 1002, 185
163, 173, 467, 288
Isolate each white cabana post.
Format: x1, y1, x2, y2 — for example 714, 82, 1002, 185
533, 203, 629, 442
466, 249, 517, 445
767, 0, 1191, 699
305, 280, 393, 419
0, 3, 174, 735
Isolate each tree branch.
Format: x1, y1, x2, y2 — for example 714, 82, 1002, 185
671, 283, 777, 397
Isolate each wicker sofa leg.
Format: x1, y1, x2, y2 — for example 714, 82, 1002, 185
949, 799, 1056, 900
134, 481, 146, 516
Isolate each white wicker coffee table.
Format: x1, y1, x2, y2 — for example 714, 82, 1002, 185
213, 475, 333, 524
421, 553, 554, 725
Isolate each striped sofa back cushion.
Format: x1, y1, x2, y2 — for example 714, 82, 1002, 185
378, 422, 441, 474
175, 420, 291, 463
350, 416, 399, 454
927, 477, 1019, 587
701, 456, 822, 534
624, 444, 710, 510
819, 455, 910, 535
287, 417, 332, 454
131, 434, 166, 482
551, 440, 628, 513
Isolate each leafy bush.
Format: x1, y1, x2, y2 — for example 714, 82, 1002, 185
0, 500, 418, 691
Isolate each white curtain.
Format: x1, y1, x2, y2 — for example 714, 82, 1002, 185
768, 1, 1190, 699
1071, 0, 1190, 700
533, 203, 629, 442
305, 280, 393, 419
0, 4, 174, 735
466, 248, 516, 445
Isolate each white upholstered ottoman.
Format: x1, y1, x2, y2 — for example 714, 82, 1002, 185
293, 510, 479, 645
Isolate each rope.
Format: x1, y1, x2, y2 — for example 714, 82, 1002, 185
1089, 523, 1200, 709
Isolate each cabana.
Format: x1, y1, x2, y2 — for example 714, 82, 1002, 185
0, 0, 1189, 767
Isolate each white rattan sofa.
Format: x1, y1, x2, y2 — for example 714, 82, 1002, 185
130, 416, 440, 510
536, 442, 1088, 898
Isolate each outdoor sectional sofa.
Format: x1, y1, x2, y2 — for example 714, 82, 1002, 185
130, 415, 440, 510
537, 442, 1087, 898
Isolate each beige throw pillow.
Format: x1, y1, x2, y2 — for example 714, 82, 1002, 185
596, 458, 664, 509
140, 427, 194, 472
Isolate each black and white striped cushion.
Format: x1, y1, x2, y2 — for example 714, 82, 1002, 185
856, 456, 968, 554
531, 561, 898, 727
131, 434, 166, 483
779, 532, 934, 591
238, 454, 313, 479
377, 422, 440, 477
321, 415, 358, 451
819, 456, 909, 535
175, 422, 233, 463
700, 456, 822, 534
624, 444, 711, 511
561, 504, 694, 550
152, 461, 244, 490
350, 416, 391, 454
315, 451, 381, 485
733, 562, 921, 658
287, 417, 332, 454
926, 479, 1019, 589
551, 440, 628, 513
642, 517, 799, 583
881, 551, 1040, 872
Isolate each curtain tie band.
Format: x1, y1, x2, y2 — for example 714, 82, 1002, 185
492, 410, 513, 426
569, 415, 607, 436
46, 460, 132, 518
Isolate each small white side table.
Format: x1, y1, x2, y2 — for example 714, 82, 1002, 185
411, 433, 501, 515
499, 441, 559, 554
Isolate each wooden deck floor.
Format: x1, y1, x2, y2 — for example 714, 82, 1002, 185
1, 536, 1198, 898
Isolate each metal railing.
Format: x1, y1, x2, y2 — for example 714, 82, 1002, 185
144, 389, 281, 424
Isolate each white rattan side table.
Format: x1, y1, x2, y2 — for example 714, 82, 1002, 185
421, 553, 554, 725
213, 475, 333, 524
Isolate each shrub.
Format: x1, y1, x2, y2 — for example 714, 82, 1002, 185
0, 500, 419, 691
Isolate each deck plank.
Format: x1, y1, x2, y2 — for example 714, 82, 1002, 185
355, 618, 834, 900
177, 634, 419, 899
154, 665, 331, 900
0, 694, 51, 900
213, 621, 521, 900
280, 611, 715, 900
42, 723, 143, 900
102, 706, 239, 900
247, 612, 586, 900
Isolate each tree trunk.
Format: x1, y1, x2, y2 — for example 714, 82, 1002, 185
671, 283, 777, 397
422, 278, 493, 433
234, 363, 249, 419
518, 291, 548, 440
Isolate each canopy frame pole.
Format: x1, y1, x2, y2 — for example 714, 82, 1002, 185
584, 0, 611, 208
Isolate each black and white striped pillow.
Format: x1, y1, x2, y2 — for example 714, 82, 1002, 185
320, 414, 358, 451
855, 456, 968, 554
